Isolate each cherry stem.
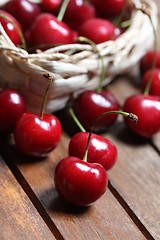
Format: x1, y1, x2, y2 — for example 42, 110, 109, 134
120, 19, 132, 28
0, 13, 26, 50
68, 107, 88, 161
77, 36, 105, 93
113, 0, 128, 27
138, 8, 158, 95
83, 110, 138, 162
68, 107, 86, 132
41, 73, 53, 118
92, 110, 138, 128
57, 0, 70, 22
69, 107, 138, 162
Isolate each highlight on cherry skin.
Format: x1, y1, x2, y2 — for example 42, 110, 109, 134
68, 131, 117, 171
14, 112, 62, 157
64, 0, 96, 31
2, 0, 41, 31
25, 13, 76, 51
54, 156, 108, 206
0, 9, 23, 46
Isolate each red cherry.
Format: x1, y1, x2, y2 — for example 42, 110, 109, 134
2, 0, 41, 31
78, 17, 115, 44
64, 0, 96, 31
140, 51, 160, 75
0, 9, 22, 46
26, 13, 76, 50
0, 88, 27, 135
14, 112, 62, 157
68, 132, 117, 171
92, 0, 126, 18
73, 90, 120, 132
40, 0, 62, 13
54, 156, 108, 206
141, 68, 160, 97
123, 94, 160, 138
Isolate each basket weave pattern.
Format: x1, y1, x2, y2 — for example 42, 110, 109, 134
0, 0, 158, 113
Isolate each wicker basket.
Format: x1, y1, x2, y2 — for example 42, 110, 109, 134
0, 0, 158, 113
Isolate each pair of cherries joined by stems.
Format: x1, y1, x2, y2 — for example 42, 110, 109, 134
55, 107, 138, 206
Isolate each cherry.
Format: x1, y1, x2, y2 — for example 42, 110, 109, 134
68, 132, 117, 171
0, 88, 27, 136
13, 73, 62, 157
78, 17, 115, 44
70, 36, 119, 133
14, 112, 62, 157
2, 0, 41, 31
123, 94, 160, 138
72, 90, 120, 132
0, 9, 22, 46
67, 107, 137, 170
141, 68, 160, 97
140, 50, 160, 75
64, 0, 96, 31
54, 108, 137, 206
26, 13, 76, 50
54, 156, 108, 206
40, 0, 62, 13
92, 0, 126, 19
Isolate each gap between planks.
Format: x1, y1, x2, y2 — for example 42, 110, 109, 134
0, 145, 65, 240
108, 181, 155, 240
0, 138, 155, 240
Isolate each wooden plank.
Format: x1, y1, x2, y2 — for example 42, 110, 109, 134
0, 155, 56, 240
105, 77, 160, 239
0, 134, 147, 240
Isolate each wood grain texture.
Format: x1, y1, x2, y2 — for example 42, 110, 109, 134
105, 77, 160, 239
1, 134, 146, 240
0, 156, 55, 240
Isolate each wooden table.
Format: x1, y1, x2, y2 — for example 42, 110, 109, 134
0, 1, 160, 239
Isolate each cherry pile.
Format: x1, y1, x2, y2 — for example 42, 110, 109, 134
0, 78, 122, 206
0, 0, 160, 207
0, 0, 134, 51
